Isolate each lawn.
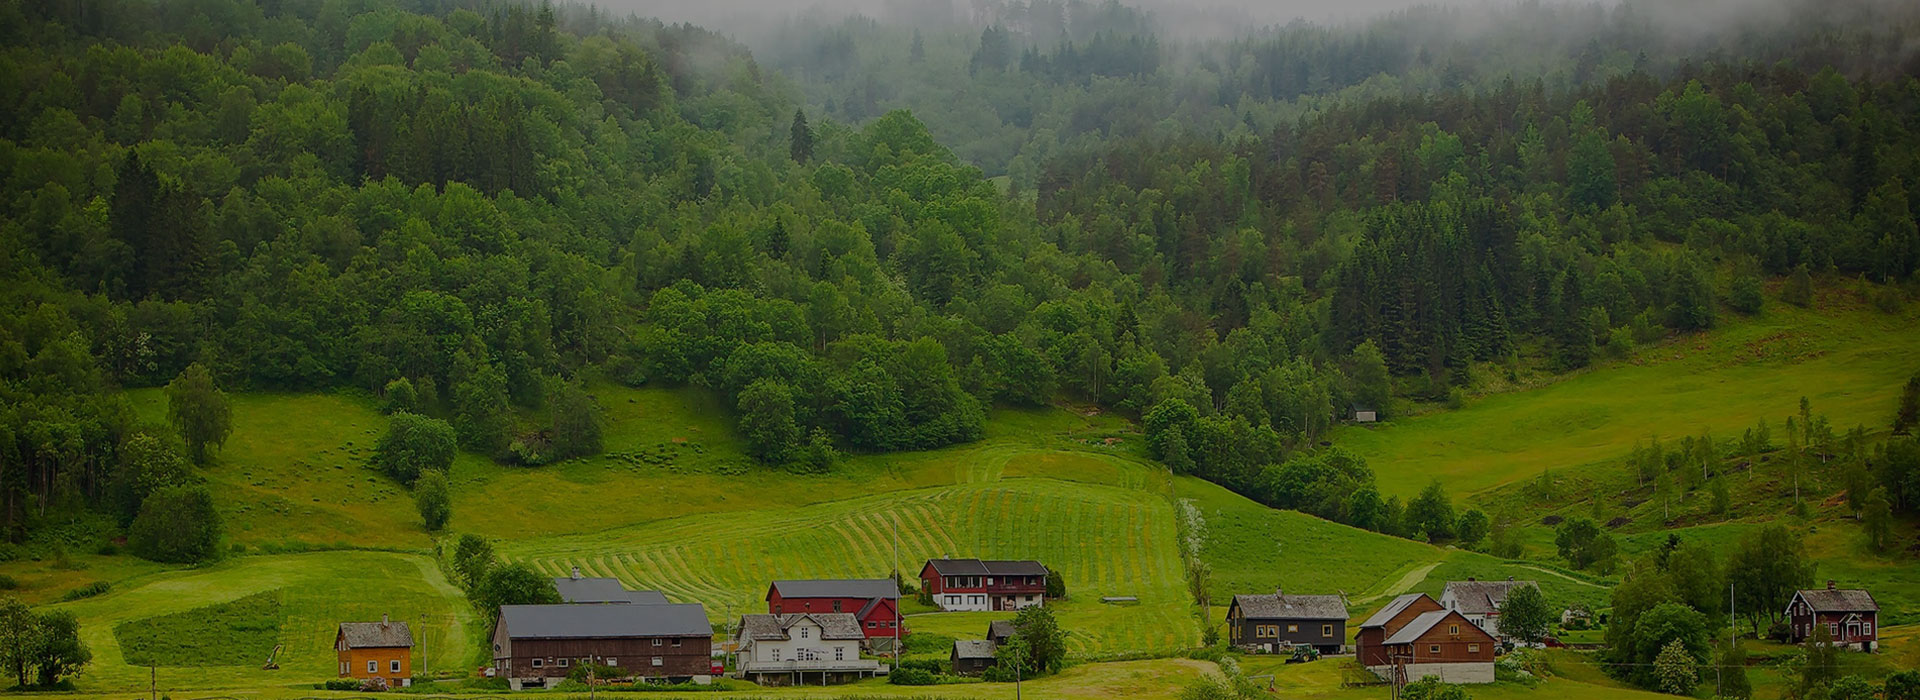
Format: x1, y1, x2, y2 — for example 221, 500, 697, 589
46, 551, 474, 693
1336, 300, 1920, 499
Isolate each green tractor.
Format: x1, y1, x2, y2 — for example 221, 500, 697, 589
1284, 644, 1321, 664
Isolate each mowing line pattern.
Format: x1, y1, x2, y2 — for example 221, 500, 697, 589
502, 475, 1198, 657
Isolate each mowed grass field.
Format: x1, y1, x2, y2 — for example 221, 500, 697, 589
43, 551, 473, 693
499, 472, 1200, 658
1337, 298, 1920, 499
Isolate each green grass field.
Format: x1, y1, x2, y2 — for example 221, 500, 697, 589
43, 551, 473, 693
1338, 299, 1920, 499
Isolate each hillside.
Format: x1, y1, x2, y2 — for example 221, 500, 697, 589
1338, 292, 1920, 500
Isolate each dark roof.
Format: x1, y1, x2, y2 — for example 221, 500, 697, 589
553, 576, 626, 603
339, 620, 413, 649
1385, 610, 1490, 646
1795, 588, 1878, 613
771, 579, 899, 600
498, 604, 710, 639
738, 613, 865, 642
989, 620, 1018, 641
923, 559, 1047, 576
1361, 593, 1432, 629
1443, 580, 1538, 616
1232, 593, 1348, 621
952, 639, 998, 660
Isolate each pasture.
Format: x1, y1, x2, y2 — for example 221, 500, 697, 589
1336, 300, 1920, 499
44, 551, 473, 693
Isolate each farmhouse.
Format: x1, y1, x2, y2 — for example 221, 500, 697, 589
1440, 577, 1539, 640
493, 603, 713, 689
336, 616, 413, 687
766, 579, 903, 643
1356, 593, 1446, 666
950, 639, 998, 675
1225, 590, 1349, 655
919, 559, 1048, 612
555, 566, 670, 605
1369, 609, 1497, 684
734, 613, 887, 686
1787, 581, 1879, 652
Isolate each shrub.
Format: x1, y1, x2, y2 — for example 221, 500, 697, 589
383, 378, 418, 414
888, 667, 936, 685
61, 581, 110, 600
413, 471, 452, 531
373, 413, 457, 484
320, 679, 360, 690
0, 574, 17, 590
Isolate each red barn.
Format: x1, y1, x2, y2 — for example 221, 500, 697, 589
1787, 581, 1879, 652
766, 579, 903, 643
918, 559, 1047, 612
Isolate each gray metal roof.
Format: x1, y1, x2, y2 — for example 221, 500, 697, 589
339, 620, 413, 648
952, 639, 998, 660
498, 603, 710, 639
1443, 579, 1538, 616
924, 559, 1047, 576
988, 619, 1018, 641
553, 576, 669, 604
1232, 593, 1348, 620
1360, 593, 1432, 629
1794, 588, 1878, 613
1385, 610, 1450, 645
738, 613, 865, 642
770, 579, 898, 600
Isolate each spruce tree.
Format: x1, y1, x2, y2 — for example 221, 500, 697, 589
789, 109, 813, 164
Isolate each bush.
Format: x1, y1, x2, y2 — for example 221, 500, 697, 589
567, 662, 627, 681
128, 486, 222, 564
61, 580, 110, 600
373, 413, 457, 484
413, 471, 452, 531
319, 679, 360, 691
888, 667, 937, 685
0, 574, 17, 590
383, 378, 418, 414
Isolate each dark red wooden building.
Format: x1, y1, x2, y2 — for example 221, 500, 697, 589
919, 559, 1047, 612
765, 579, 903, 642
1787, 581, 1879, 652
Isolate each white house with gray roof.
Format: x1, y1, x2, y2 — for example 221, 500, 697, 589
1440, 577, 1538, 641
733, 613, 885, 685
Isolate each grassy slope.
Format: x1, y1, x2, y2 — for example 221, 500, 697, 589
1336, 297, 1920, 500
44, 551, 473, 693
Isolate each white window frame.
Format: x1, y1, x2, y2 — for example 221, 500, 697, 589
606, 658, 617, 666
391, 659, 401, 673
835, 647, 844, 661
341, 662, 349, 675
652, 638, 663, 647
650, 657, 663, 667
558, 658, 569, 668
531, 658, 543, 668
672, 638, 682, 647
367, 660, 378, 673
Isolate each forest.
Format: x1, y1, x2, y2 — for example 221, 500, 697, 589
2, 0, 1920, 553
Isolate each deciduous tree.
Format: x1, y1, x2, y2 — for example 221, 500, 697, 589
166, 363, 232, 464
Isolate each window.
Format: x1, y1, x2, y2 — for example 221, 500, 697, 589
606, 658, 617, 667
652, 638, 663, 647
531, 659, 543, 668
672, 638, 682, 647
800, 627, 811, 639
1468, 644, 1480, 653
1322, 624, 1333, 637
772, 649, 781, 661
367, 660, 377, 673
651, 657, 663, 667
1449, 624, 1460, 635
1429, 645, 1441, 655
1287, 624, 1298, 634
391, 660, 402, 673
868, 622, 877, 629
558, 658, 569, 668
340, 662, 348, 675
835, 647, 845, 661
832, 600, 842, 612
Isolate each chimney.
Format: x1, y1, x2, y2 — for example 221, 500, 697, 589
1827, 580, 1836, 591
571, 566, 583, 580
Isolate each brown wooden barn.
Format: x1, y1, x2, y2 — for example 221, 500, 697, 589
492, 603, 713, 689
1373, 609, 1497, 684
1356, 593, 1445, 667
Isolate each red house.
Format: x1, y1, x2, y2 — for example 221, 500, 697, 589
766, 579, 903, 643
919, 559, 1047, 612
1787, 580, 1879, 652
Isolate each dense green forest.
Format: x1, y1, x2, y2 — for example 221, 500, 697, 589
2, 0, 1919, 551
